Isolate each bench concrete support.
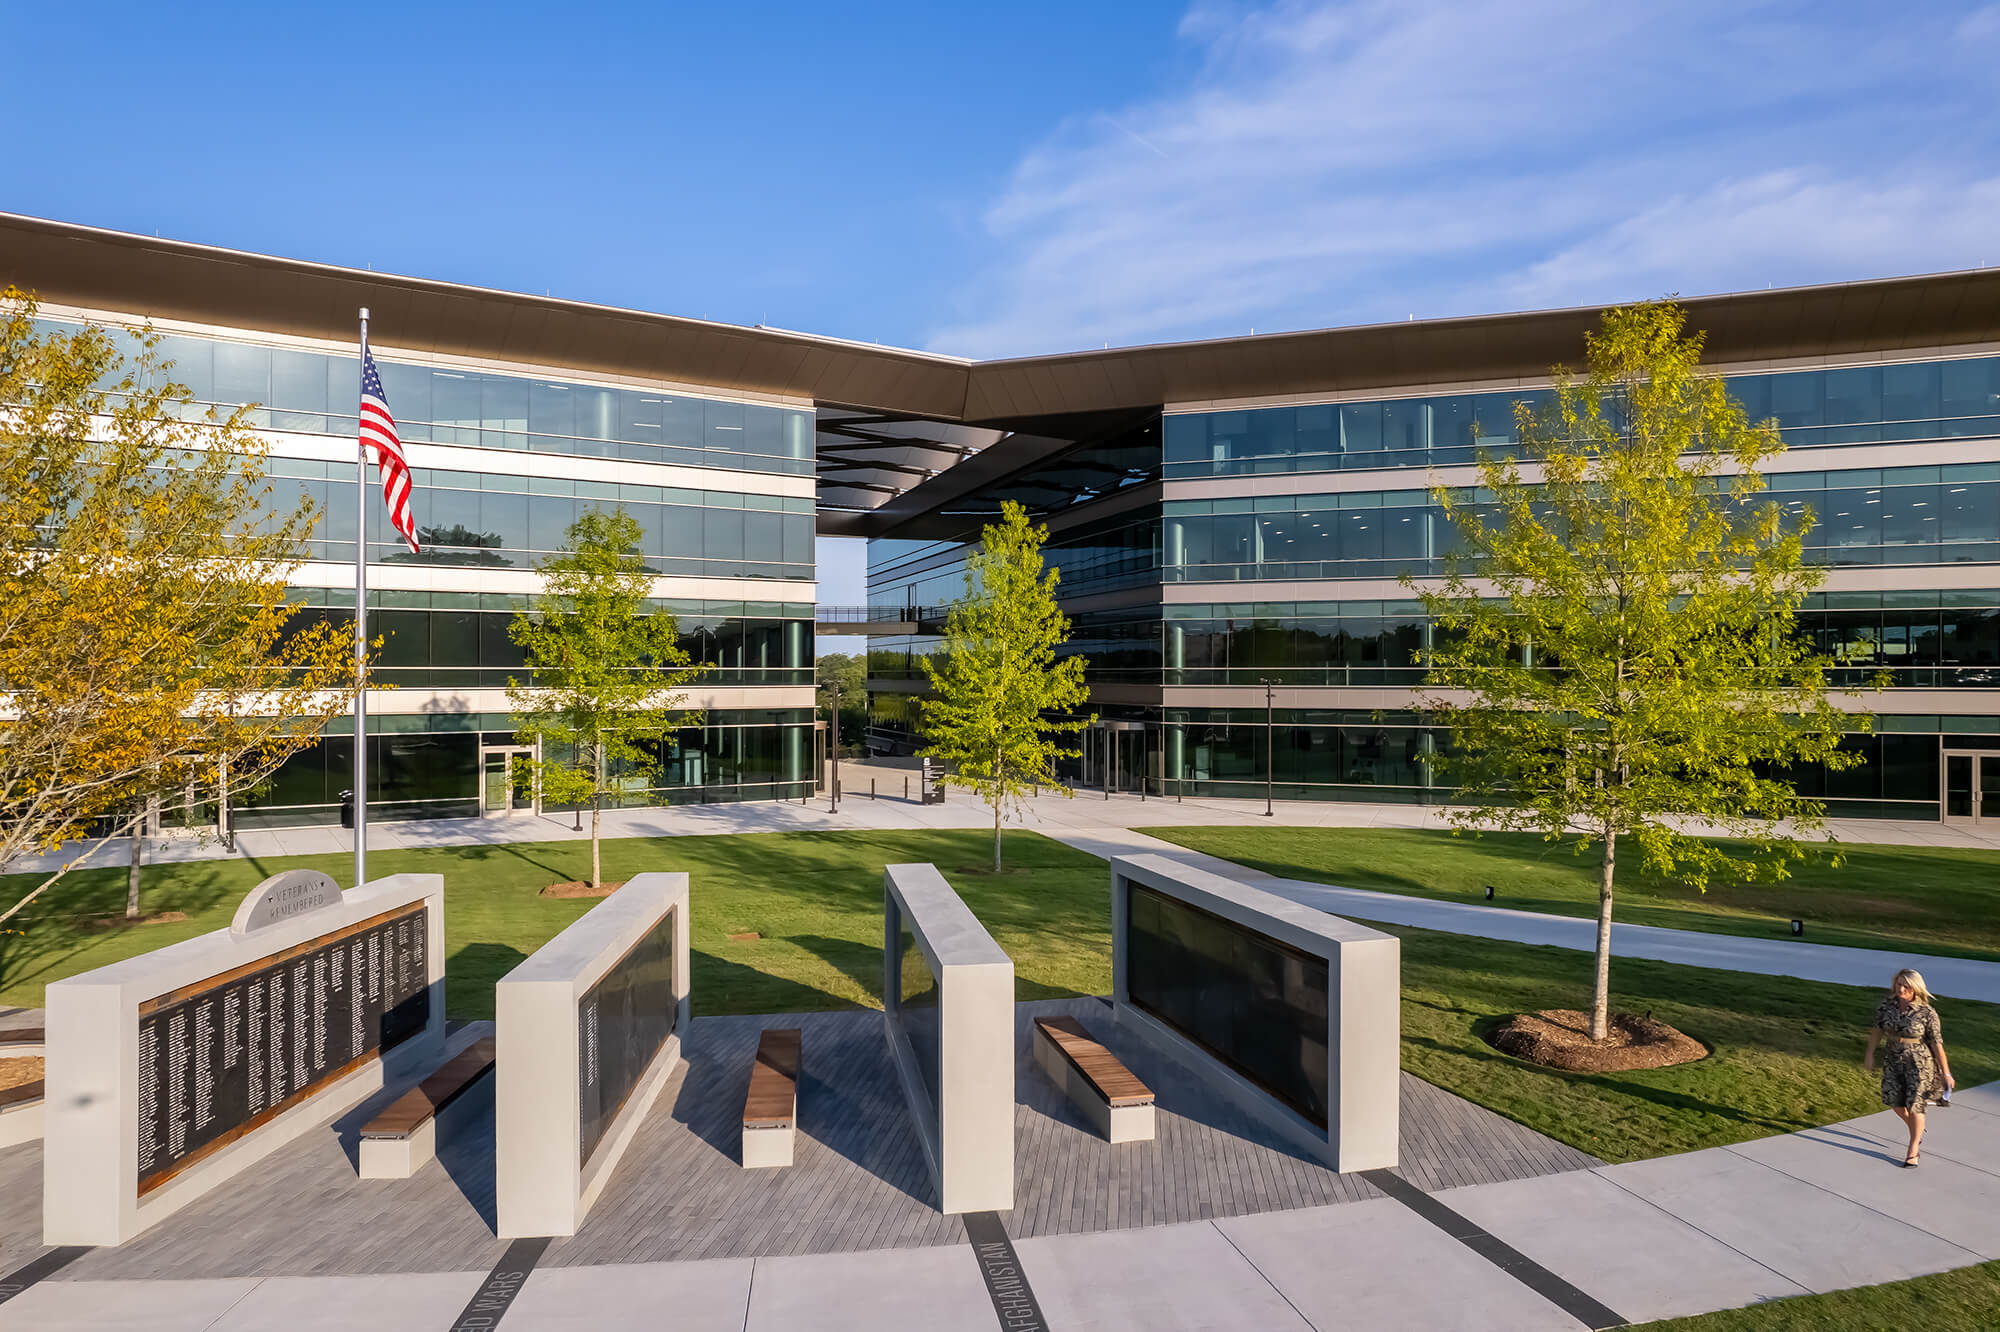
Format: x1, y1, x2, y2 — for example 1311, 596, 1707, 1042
496, 873, 689, 1238
883, 863, 1014, 1215
741, 1122, 794, 1168
1032, 1024, 1155, 1144
1111, 853, 1399, 1173
42, 874, 446, 1247
356, 1021, 496, 1180
0, 1094, 43, 1148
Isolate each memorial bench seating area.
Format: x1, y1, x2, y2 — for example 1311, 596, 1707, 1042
0, 1024, 45, 1148
741, 1028, 802, 1169
1033, 1015, 1155, 1143
358, 1036, 496, 1180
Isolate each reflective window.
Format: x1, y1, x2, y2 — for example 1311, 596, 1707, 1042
1165, 357, 2000, 479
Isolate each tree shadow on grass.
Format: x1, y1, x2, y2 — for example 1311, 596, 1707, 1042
783, 934, 885, 1007
1400, 1030, 1803, 1139
444, 942, 531, 1023
0, 862, 245, 1000
692, 947, 868, 1020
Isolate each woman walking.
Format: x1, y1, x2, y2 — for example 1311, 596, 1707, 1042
1863, 968, 1955, 1167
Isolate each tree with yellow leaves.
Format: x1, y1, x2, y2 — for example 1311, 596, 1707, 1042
0, 291, 357, 926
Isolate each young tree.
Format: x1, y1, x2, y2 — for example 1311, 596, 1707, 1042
1414, 301, 1869, 1041
508, 508, 704, 891
815, 651, 866, 750
919, 501, 1092, 872
0, 292, 356, 927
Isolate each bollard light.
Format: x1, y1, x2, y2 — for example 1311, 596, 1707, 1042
1484, 885, 1495, 901
1790, 919, 1804, 937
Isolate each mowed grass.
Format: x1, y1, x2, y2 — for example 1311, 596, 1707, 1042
0, 829, 1113, 1020
1391, 922, 2000, 1162
1634, 1259, 2000, 1330
1149, 825, 2000, 961
5, 827, 1997, 1164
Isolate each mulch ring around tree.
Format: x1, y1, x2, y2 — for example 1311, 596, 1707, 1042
1485, 1009, 1708, 1072
538, 881, 626, 899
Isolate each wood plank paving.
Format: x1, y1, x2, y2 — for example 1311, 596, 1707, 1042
0, 998, 1597, 1281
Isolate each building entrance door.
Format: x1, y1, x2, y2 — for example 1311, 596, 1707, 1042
481, 745, 539, 817
1943, 751, 2000, 825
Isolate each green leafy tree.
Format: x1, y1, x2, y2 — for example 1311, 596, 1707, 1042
815, 651, 866, 750
1414, 301, 1869, 1040
0, 291, 355, 928
919, 501, 1092, 872
508, 509, 704, 890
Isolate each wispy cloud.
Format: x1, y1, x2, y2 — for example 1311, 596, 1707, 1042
928, 0, 2000, 358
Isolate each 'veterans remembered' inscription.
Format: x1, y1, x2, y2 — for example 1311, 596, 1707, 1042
576, 909, 677, 1168
134, 904, 429, 1195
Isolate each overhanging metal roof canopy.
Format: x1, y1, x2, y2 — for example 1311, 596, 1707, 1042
6, 211, 1999, 532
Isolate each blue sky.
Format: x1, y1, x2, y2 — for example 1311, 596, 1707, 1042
11, 1, 1998, 633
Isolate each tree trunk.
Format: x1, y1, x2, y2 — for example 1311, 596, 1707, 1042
993, 743, 1004, 874
126, 820, 142, 921
1593, 827, 1617, 1041
591, 740, 604, 890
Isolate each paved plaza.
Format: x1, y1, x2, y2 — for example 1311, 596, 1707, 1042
3, 1066, 1997, 1329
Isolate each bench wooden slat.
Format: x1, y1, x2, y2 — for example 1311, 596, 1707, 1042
1036, 1016, 1153, 1107
0, 1026, 44, 1047
0, 1080, 43, 1110
743, 1028, 801, 1128
362, 1037, 496, 1138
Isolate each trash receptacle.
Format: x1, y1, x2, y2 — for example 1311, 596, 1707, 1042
339, 789, 355, 829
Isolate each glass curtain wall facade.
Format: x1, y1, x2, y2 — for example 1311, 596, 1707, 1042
869, 353, 2000, 821
53, 313, 820, 826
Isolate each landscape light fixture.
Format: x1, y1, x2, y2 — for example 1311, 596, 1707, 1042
1791, 919, 1805, 937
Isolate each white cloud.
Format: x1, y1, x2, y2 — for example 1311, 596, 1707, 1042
928, 0, 1997, 358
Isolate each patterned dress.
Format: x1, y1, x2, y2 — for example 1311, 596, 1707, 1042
1875, 998, 1944, 1110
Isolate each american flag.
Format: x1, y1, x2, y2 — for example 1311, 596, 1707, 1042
359, 351, 420, 555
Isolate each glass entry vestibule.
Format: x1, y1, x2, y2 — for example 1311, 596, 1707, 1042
480, 743, 539, 817
1944, 751, 2000, 825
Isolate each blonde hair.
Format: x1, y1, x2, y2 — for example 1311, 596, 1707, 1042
1892, 969, 1933, 1006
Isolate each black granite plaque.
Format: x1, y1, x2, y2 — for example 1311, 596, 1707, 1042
135, 903, 430, 1194
577, 909, 676, 1168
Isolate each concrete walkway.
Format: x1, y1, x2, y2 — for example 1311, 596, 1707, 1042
1047, 826, 2000, 1004
7, 1086, 1999, 1329
9, 783, 1998, 879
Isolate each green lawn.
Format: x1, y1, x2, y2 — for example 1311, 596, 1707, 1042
1148, 825, 2000, 962
0, 829, 1113, 1020
1636, 1260, 2000, 1330
6, 827, 1996, 1164
1390, 922, 2000, 1161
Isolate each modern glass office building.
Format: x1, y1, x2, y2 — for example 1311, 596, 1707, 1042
6, 214, 1998, 827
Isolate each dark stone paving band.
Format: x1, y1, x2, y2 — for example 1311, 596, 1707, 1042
963, 1211, 1052, 1332
1364, 1169, 1627, 1330
448, 1236, 550, 1331
0, 1246, 91, 1306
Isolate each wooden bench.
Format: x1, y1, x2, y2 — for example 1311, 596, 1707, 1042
0, 1025, 45, 1052
1033, 1016, 1155, 1143
358, 1036, 496, 1179
741, 1028, 802, 1168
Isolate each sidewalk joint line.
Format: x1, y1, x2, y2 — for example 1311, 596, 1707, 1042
1209, 1218, 1322, 1331
1362, 1169, 1627, 1330
1589, 1167, 1808, 1293
1717, 1143, 1987, 1263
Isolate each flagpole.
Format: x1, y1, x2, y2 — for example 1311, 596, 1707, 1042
354, 307, 370, 891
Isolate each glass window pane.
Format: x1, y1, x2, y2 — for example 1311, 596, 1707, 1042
529, 381, 573, 439
213, 341, 269, 408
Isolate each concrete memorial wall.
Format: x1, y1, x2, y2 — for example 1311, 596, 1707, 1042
43, 870, 448, 1245
495, 872, 689, 1238
882, 862, 1014, 1214
1110, 853, 1399, 1172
